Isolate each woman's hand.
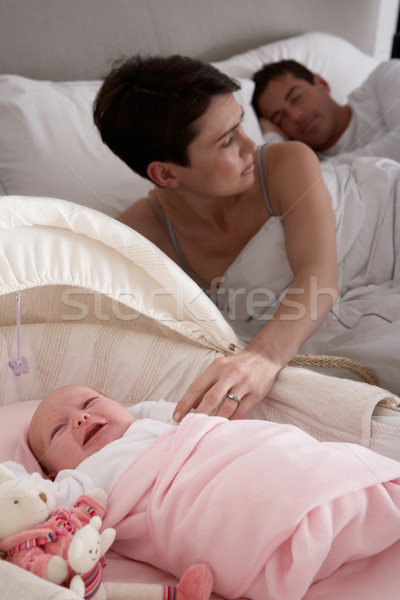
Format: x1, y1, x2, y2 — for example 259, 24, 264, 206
173, 347, 281, 422
173, 143, 337, 424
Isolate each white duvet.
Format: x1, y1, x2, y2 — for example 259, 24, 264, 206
217, 156, 400, 395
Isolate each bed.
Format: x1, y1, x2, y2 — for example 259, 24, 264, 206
1, 1, 400, 598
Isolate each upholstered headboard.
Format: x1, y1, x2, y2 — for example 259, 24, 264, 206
0, 0, 398, 81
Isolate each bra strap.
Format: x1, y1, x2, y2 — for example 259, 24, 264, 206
257, 145, 275, 216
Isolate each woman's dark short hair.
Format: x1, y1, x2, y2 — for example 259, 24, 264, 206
93, 54, 240, 181
252, 59, 315, 116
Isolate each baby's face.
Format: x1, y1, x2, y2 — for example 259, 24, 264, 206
28, 385, 135, 478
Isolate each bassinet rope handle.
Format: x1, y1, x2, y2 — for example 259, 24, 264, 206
289, 353, 378, 386
228, 344, 378, 386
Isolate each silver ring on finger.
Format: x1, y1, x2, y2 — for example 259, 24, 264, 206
226, 392, 242, 406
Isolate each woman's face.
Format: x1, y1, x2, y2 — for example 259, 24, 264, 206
176, 94, 258, 197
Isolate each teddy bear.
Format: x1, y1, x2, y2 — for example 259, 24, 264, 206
0, 464, 214, 600
68, 515, 116, 600
0, 463, 108, 585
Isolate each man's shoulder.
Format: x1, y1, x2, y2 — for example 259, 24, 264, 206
361, 59, 400, 87
348, 60, 399, 106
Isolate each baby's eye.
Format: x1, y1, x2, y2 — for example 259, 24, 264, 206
51, 424, 64, 439
82, 397, 97, 409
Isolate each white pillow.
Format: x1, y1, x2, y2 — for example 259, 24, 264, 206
234, 78, 264, 145
0, 75, 152, 216
0, 74, 262, 216
214, 32, 379, 104
0, 33, 379, 216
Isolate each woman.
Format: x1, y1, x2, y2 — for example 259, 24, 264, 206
92, 54, 340, 421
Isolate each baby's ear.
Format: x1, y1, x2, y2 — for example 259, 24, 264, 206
15, 420, 47, 477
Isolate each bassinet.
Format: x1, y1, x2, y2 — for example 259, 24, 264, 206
1, 195, 400, 599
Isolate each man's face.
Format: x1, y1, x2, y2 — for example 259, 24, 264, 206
257, 73, 339, 150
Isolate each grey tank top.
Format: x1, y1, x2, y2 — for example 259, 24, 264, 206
148, 144, 274, 291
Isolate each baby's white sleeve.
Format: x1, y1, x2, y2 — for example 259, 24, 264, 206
4, 460, 97, 508
129, 399, 177, 423
51, 469, 98, 506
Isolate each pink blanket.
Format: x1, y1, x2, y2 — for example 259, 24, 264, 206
103, 414, 400, 599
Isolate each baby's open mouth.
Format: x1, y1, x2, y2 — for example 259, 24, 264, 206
83, 423, 104, 445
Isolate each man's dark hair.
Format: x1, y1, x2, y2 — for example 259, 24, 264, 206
252, 59, 315, 116
93, 54, 240, 181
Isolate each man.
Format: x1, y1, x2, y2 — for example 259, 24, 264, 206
252, 58, 400, 164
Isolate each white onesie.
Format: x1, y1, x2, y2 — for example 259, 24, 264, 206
5, 399, 177, 507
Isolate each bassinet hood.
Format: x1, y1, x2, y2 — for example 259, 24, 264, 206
0, 195, 240, 354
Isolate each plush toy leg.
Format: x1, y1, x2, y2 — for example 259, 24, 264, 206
103, 581, 167, 600
103, 564, 213, 600
176, 564, 213, 600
